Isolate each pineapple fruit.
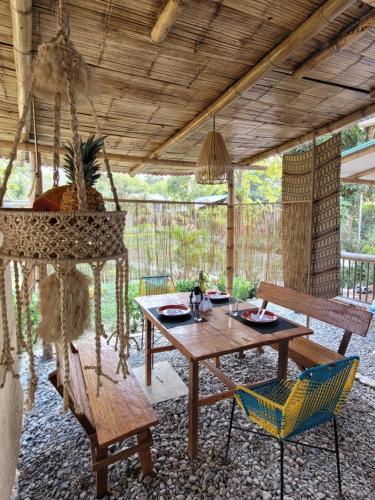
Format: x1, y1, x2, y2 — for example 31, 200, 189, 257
60, 134, 105, 211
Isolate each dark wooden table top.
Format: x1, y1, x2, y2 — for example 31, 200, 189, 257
136, 292, 312, 361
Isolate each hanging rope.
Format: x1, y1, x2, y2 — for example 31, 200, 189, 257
116, 253, 130, 377
56, 0, 69, 36
65, 54, 87, 210
0, 92, 33, 206
115, 258, 120, 350
53, 92, 61, 187
55, 264, 74, 411
85, 261, 117, 397
0, 260, 19, 389
22, 263, 38, 410
124, 250, 130, 359
88, 98, 121, 211
13, 261, 24, 354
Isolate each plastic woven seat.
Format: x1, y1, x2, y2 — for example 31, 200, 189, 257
225, 356, 359, 499
139, 275, 176, 296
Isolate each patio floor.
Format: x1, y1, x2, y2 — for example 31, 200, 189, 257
16, 308, 375, 500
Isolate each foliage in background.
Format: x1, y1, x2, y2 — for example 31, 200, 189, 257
341, 185, 375, 254
16, 292, 40, 343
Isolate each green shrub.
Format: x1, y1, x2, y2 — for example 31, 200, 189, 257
210, 275, 259, 301
175, 279, 196, 292
101, 280, 142, 332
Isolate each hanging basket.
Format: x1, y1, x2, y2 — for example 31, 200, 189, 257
0, 209, 126, 263
0, 0, 130, 412
195, 130, 231, 185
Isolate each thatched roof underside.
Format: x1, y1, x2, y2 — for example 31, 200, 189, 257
0, 0, 375, 175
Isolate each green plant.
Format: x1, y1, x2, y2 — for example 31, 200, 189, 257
175, 279, 196, 292
15, 292, 40, 346
211, 275, 259, 301
63, 134, 104, 186
100, 280, 142, 331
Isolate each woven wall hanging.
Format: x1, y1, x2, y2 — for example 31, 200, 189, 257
0, 0, 130, 411
282, 134, 341, 299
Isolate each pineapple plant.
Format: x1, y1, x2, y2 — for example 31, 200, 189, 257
60, 134, 106, 211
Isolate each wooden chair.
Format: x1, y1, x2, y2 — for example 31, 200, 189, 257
256, 281, 373, 369
50, 342, 158, 498
225, 356, 359, 499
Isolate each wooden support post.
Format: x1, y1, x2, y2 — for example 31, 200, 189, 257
226, 166, 234, 296
30, 151, 42, 203
10, 0, 32, 141
188, 359, 199, 460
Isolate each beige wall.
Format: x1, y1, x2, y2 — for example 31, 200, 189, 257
0, 266, 23, 500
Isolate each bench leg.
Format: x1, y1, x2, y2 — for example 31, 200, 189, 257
138, 429, 153, 477
95, 447, 108, 499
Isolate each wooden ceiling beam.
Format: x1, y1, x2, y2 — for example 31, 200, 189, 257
151, 0, 190, 44
293, 10, 375, 80
129, 0, 357, 175
0, 139, 264, 172
341, 177, 375, 185
238, 101, 375, 165
346, 164, 375, 178
10, 0, 32, 142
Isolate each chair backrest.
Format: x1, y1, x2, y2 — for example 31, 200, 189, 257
139, 275, 176, 296
257, 281, 372, 337
283, 356, 359, 438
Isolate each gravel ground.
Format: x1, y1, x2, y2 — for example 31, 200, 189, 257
17, 307, 375, 500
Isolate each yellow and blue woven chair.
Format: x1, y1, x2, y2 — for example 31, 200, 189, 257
139, 275, 176, 350
225, 356, 359, 499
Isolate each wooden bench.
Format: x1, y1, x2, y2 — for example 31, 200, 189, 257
257, 281, 373, 369
49, 342, 158, 498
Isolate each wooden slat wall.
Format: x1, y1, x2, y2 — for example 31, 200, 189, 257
0, 0, 374, 174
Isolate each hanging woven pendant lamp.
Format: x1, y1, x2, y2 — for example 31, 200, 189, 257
195, 116, 232, 184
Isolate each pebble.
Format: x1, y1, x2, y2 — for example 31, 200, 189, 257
17, 321, 375, 500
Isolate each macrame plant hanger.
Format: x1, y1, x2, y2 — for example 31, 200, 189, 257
0, 0, 130, 411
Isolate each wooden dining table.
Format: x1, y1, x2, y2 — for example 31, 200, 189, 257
135, 292, 312, 459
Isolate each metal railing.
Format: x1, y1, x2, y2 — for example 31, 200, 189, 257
340, 252, 375, 304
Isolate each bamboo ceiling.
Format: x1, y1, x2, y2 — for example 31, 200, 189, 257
0, 0, 375, 175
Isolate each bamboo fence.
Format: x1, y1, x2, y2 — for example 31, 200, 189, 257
103, 200, 283, 285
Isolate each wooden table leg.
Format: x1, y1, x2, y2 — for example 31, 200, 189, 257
277, 339, 289, 379
214, 356, 220, 368
145, 318, 152, 386
138, 429, 154, 476
188, 359, 199, 460
95, 447, 108, 499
